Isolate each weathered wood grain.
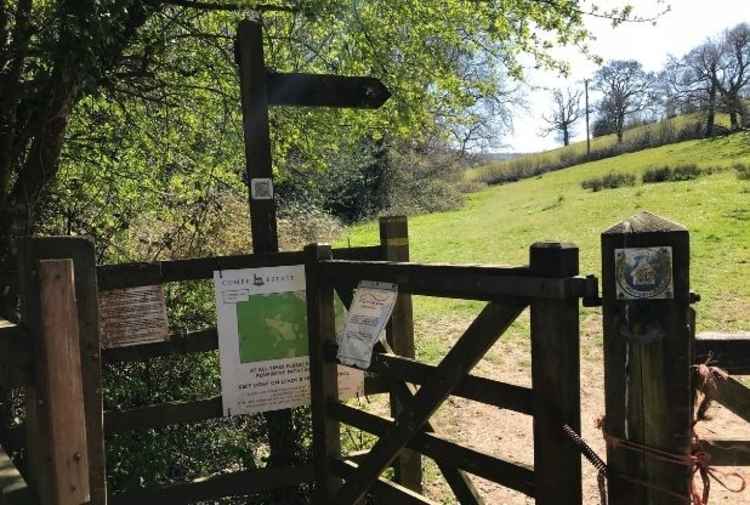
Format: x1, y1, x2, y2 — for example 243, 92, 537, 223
320, 260, 596, 300
109, 464, 314, 505
602, 212, 693, 505
38, 259, 90, 505
529, 242, 582, 505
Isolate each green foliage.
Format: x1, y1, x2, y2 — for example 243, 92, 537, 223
580, 172, 636, 192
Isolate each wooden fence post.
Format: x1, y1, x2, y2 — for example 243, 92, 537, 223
601, 211, 692, 505
529, 242, 582, 505
305, 243, 341, 505
37, 259, 90, 505
17, 238, 106, 505
379, 216, 422, 493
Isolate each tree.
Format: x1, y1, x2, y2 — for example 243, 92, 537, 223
593, 59, 655, 143
0, 0, 607, 265
716, 22, 750, 129
540, 87, 583, 146
662, 42, 722, 136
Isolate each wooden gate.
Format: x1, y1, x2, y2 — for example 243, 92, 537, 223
305, 241, 598, 505
695, 336, 750, 466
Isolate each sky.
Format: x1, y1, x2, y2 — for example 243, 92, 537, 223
503, 0, 750, 153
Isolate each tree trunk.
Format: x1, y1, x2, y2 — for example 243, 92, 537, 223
563, 126, 570, 146
705, 82, 717, 137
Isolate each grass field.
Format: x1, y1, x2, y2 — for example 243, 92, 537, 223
342, 130, 750, 351
339, 131, 750, 504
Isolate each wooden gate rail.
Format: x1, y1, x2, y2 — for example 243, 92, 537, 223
368, 353, 533, 414
331, 460, 435, 505
695, 333, 750, 374
330, 403, 536, 496
693, 332, 750, 467
108, 464, 315, 505
306, 241, 587, 505
320, 260, 597, 300
97, 246, 381, 290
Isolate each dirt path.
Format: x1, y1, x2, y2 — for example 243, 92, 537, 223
361, 313, 750, 504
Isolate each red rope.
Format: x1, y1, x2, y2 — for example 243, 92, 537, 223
598, 359, 747, 504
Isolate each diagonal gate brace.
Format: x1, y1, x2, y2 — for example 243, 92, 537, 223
333, 300, 527, 505
379, 340, 485, 505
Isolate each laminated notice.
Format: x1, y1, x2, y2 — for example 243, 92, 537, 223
337, 280, 398, 369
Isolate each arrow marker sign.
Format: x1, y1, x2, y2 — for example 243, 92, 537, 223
267, 72, 391, 109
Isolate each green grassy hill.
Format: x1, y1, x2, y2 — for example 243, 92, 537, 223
342, 131, 750, 335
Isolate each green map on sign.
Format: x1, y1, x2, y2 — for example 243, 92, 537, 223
236, 291, 345, 363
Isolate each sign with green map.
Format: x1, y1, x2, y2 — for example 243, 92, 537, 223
214, 265, 361, 416
236, 291, 346, 363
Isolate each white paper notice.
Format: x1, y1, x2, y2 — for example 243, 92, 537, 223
337, 281, 398, 369
214, 265, 363, 417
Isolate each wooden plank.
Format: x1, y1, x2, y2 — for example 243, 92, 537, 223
714, 376, 750, 423
381, 353, 483, 505
17, 237, 107, 505
695, 333, 750, 375
331, 403, 535, 497
102, 328, 218, 363
601, 212, 693, 505
331, 460, 437, 505
698, 439, 750, 466
109, 464, 315, 505
529, 242, 582, 505
320, 260, 596, 301
104, 397, 222, 435
368, 352, 533, 415
305, 244, 341, 504
237, 19, 277, 252
332, 300, 526, 505
379, 216, 422, 493
96, 246, 381, 291
0, 444, 35, 505
267, 73, 390, 109
37, 259, 90, 505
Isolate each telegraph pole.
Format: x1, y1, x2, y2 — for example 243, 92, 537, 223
585, 79, 591, 157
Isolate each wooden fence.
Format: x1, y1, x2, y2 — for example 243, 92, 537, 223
1, 209, 747, 505
0, 216, 420, 505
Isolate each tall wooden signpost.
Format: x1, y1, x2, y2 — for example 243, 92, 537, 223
234, 18, 402, 487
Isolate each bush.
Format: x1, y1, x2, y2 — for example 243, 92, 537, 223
642, 164, 702, 184
581, 172, 636, 192
671, 164, 701, 181
734, 162, 750, 180
642, 166, 672, 183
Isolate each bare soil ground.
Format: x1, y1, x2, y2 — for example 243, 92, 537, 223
352, 312, 750, 504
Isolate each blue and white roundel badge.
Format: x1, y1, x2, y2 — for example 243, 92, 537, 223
615, 247, 673, 300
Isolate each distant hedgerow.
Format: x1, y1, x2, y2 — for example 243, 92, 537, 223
581, 172, 636, 192
642, 164, 702, 183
